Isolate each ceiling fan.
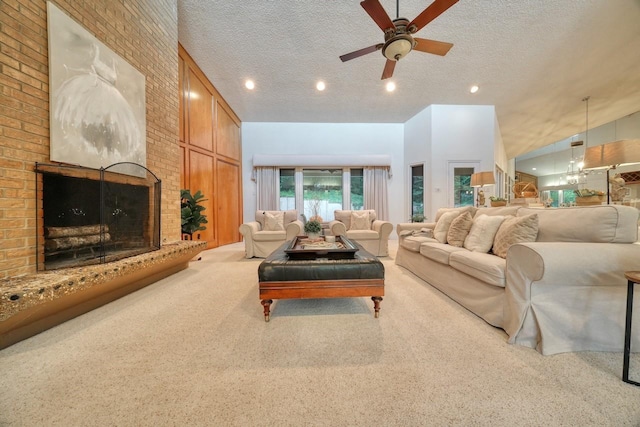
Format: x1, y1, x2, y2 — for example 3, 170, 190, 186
340, 0, 459, 80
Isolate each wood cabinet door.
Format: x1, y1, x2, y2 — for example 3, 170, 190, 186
216, 159, 241, 245
189, 151, 216, 247
187, 69, 214, 152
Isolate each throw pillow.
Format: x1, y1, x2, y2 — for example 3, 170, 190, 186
349, 211, 371, 231
463, 214, 506, 253
446, 211, 473, 247
492, 214, 539, 258
264, 211, 285, 231
433, 210, 461, 243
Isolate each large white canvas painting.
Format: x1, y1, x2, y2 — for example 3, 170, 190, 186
47, 2, 146, 175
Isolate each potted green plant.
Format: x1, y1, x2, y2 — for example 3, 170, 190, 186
304, 219, 322, 239
489, 196, 507, 207
411, 213, 425, 223
181, 189, 208, 239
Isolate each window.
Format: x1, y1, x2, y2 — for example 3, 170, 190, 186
540, 189, 577, 207
495, 166, 505, 199
453, 167, 475, 207
279, 169, 295, 210
350, 168, 363, 210
411, 164, 424, 219
302, 169, 343, 222
275, 166, 377, 221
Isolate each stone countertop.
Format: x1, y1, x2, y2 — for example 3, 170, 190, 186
0, 241, 206, 322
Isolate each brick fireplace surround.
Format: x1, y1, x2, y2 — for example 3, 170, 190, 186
0, 1, 204, 347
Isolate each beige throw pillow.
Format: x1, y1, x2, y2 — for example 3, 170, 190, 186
447, 211, 473, 247
349, 211, 371, 230
463, 214, 506, 253
492, 214, 539, 258
433, 210, 461, 243
264, 211, 285, 231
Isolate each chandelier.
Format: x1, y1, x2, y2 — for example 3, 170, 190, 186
566, 97, 590, 185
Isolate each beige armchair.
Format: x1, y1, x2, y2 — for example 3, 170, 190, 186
328, 210, 393, 256
239, 210, 303, 258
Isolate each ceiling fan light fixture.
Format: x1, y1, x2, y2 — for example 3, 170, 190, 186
382, 34, 414, 61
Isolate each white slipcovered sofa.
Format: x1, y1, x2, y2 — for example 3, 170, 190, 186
328, 209, 393, 256
239, 210, 303, 258
396, 204, 640, 355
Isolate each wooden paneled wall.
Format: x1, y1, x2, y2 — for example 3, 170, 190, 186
178, 45, 243, 249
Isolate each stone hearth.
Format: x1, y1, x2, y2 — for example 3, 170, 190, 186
1, 241, 205, 349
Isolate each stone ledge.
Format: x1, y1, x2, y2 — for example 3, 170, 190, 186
0, 241, 206, 349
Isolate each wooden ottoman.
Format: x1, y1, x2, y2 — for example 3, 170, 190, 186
258, 240, 385, 321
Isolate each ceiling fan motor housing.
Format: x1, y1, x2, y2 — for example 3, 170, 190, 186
382, 18, 415, 61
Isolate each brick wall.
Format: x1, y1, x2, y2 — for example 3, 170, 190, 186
0, 0, 180, 278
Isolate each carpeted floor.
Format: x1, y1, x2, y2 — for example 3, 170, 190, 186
1, 241, 639, 426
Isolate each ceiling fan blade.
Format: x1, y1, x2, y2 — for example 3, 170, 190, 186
413, 38, 454, 56
360, 0, 395, 32
408, 0, 459, 33
339, 44, 383, 62
381, 59, 396, 80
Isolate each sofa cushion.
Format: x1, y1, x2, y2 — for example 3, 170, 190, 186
264, 211, 285, 231
449, 251, 507, 287
334, 209, 377, 230
255, 210, 297, 228
518, 205, 639, 243
349, 210, 371, 230
433, 210, 462, 243
419, 242, 468, 265
464, 214, 506, 253
399, 234, 437, 252
346, 229, 379, 240
447, 211, 474, 247
474, 206, 521, 218
492, 214, 539, 258
434, 206, 476, 223
253, 230, 287, 241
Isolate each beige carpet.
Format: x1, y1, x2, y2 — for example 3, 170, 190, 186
1, 241, 639, 426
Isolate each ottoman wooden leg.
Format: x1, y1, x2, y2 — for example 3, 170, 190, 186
371, 296, 383, 318
261, 299, 273, 322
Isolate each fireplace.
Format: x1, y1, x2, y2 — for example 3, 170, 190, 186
36, 163, 161, 270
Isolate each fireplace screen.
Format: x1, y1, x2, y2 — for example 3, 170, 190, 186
36, 163, 161, 271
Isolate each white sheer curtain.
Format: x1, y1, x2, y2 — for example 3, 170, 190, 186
364, 167, 389, 220
254, 167, 279, 211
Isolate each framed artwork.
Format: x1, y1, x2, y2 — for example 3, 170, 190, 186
47, 1, 146, 176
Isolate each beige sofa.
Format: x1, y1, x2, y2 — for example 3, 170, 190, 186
328, 209, 393, 256
396, 204, 640, 355
239, 210, 304, 258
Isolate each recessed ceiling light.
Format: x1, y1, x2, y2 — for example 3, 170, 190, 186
316, 81, 326, 91
386, 82, 396, 92
532, 167, 537, 171
470, 85, 479, 94
245, 79, 255, 90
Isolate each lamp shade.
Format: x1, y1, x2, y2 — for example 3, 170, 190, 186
583, 139, 640, 170
471, 171, 495, 187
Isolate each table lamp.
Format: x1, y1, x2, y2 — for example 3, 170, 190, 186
471, 171, 495, 207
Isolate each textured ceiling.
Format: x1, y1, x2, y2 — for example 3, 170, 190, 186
178, 0, 640, 159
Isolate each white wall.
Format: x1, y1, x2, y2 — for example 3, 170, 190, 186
242, 106, 504, 232
403, 106, 432, 221
404, 105, 499, 220
241, 122, 405, 233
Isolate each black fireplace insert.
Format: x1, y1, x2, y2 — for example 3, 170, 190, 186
35, 162, 161, 270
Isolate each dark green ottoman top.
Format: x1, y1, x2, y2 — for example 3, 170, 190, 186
258, 241, 384, 282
